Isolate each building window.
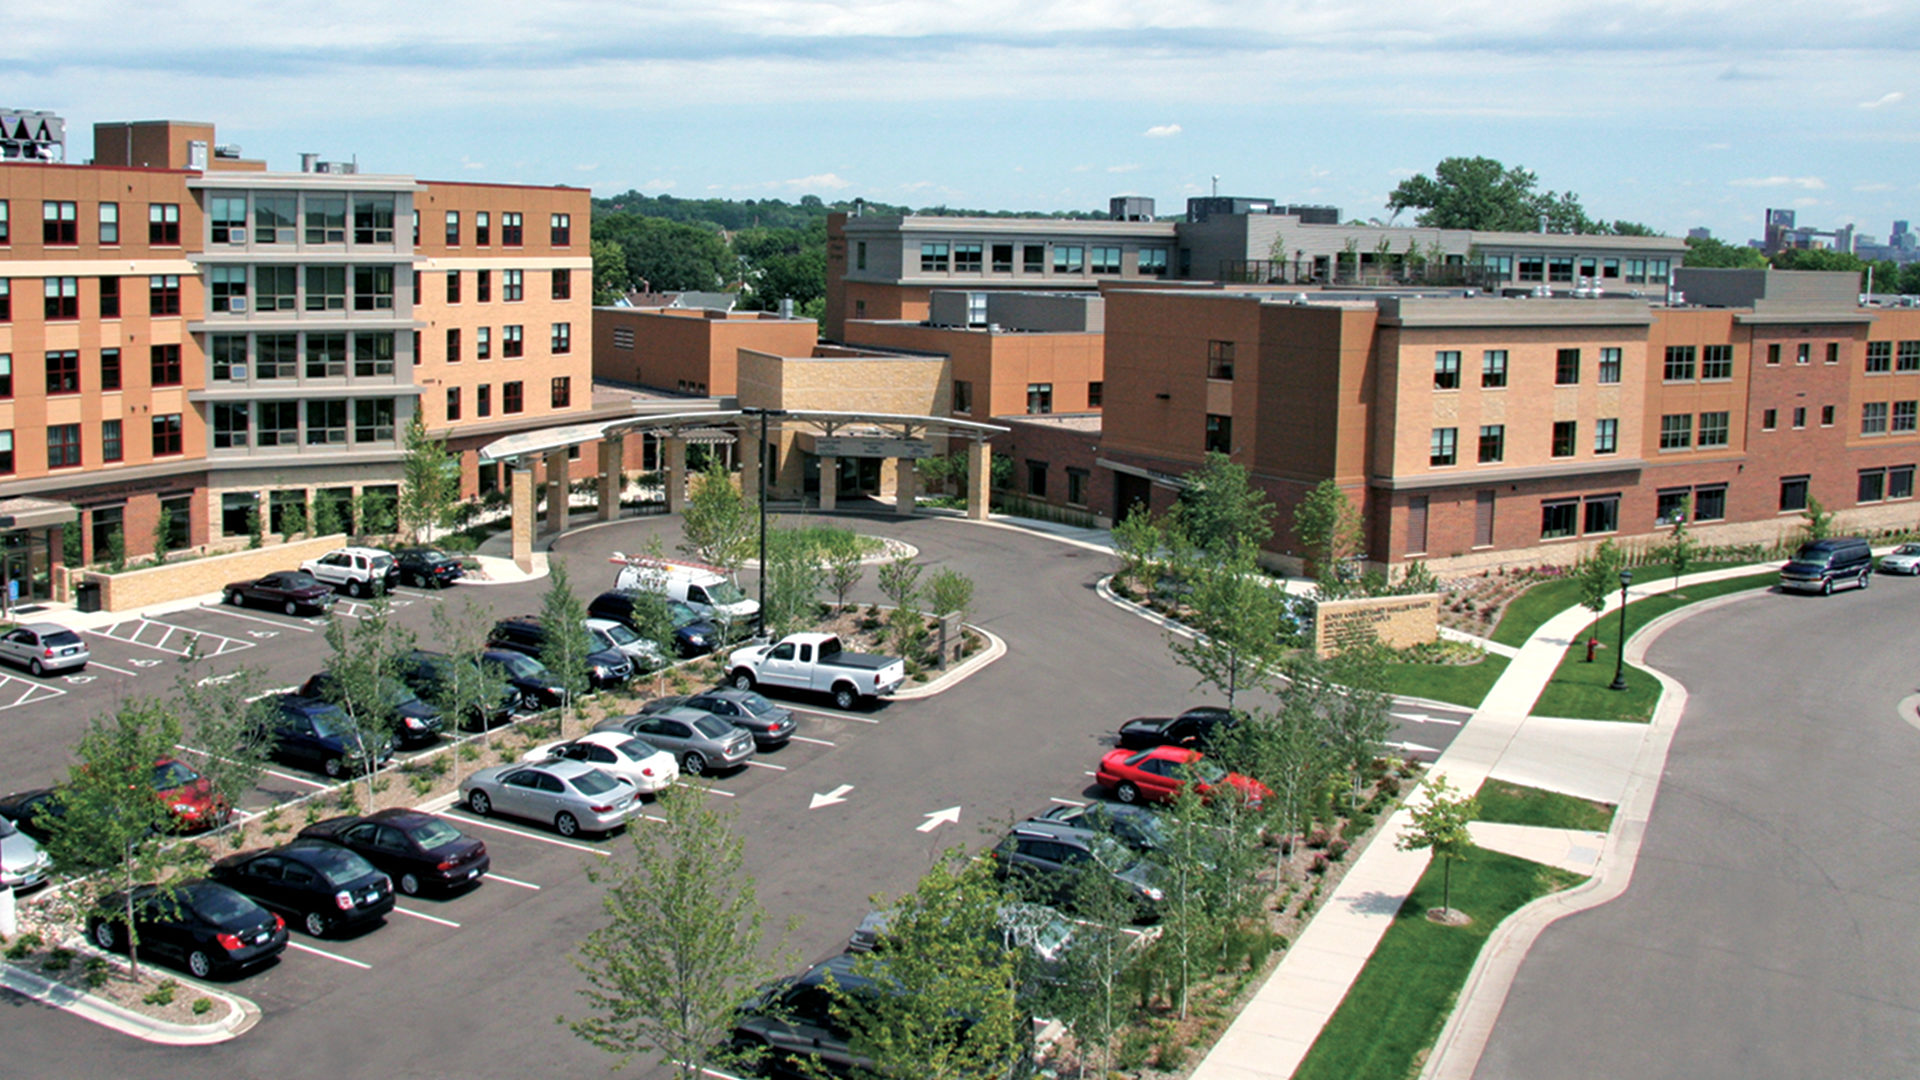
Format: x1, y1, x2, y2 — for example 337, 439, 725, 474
151, 414, 183, 456
354, 399, 395, 443
1659, 414, 1692, 450
353, 196, 395, 244
1860, 468, 1887, 504
1548, 256, 1575, 283
1555, 348, 1580, 385
501, 211, 522, 246
1478, 424, 1505, 463
0, 430, 11, 473
1762, 408, 1777, 431
1407, 494, 1430, 554
1518, 256, 1545, 283
550, 212, 570, 246
306, 400, 347, 444
102, 419, 122, 463
1797, 342, 1811, 365
209, 266, 247, 312
502, 269, 523, 302
1481, 350, 1508, 388
0, 279, 9, 321
1208, 340, 1235, 380
218, 493, 257, 538
1053, 246, 1084, 274
1701, 345, 1733, 380
147, 275, 179, 316
149, 202, 181, 245
354, 332, 395, 376
256, 334, 296, 379
1779, 475, 1810, 512
953, 380, 973, 414
474, 211, 490, 246
551, 322, 571, 353
0, 354, 11, 397
45, 277, 78, 319
920, 243, 950, 272
211, 336, 247, 381
611, 326, 634, 350
954, 244, 983, 272
250, 266, 293, 312
1826, 342, 1840, 365
502, 381, 524, 414
1434, 350, 1461, 390
551, 269, 571, 300
304, 266, 346, 311
446, 386, 462, 421
1663, 345, 1696, 382
990, 244, 1012, 273
212, 403, 250, 449
0, 200, 7, 245
1594, 417, 1618, 454
1862, 401, 1889, 436
49, 423, 82, 468
477, 270, 491, 303
1892, 465, 1917, 500
1139, 247, 1169, 275
1899, 342, 1920, 372
1027, 383, 1053, 415
445, 211, 460, 246
1088, 381, 1103, 407
46, 350, 80, 394
1430, 427, 1458, 467
1090, 246, 1122, 274
353, 265, 395, 310
1821, 404, 1835, 427
1895, 401, 1919, 433
1584, 495, 1620, 535
1551, 420, 1577, 457
1023, 245, 1045, 273
1697, 411, 1730, 448
1767, 343, 1781, 365
149, 344, 181, 387
305, 331, 347, 378
1693, 485, 1727, 520
1867, 341, 1893, 373
551, 376, 571, 409
1792, 406, 1806, 428
502, 325, 523, 358
257, 402, 299, 446
1205, 414, 1232, 455
1065, 468, 1089, 507
1026, 460, 1047, 498
1540, 500, 1578, 539
1597, 347, 1622, 384
98, 202, 119, 245
853, 300, 865, 318
476, 327, 491, 360
439, 271, 459, 306
242, 194, 290, 245
86, 274, 114, 321
1624, 258, 1647, 284
209, 195, 246, 244
1657, 489, 1695, 527
43, 201, 76, 245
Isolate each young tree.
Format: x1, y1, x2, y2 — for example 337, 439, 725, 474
567, 786, 791, 1080
1575, 539, 1624, 658
876, 555, 924, 621
822, 530, 869, 612
1802, 494, 1835, 542
245, 503, 264, 550
399, 411, 461, 544
925, 567, 975, 622
680, 460, 754, 578
1174, 452, 1274, 555
107, 527, 127, 573
761, 527, 826, 639
1396, 774, 1480, 919
1109, 504, 1164, 580
313, 490, 344, 539
427, 602, 510, 784
1041, 868, 1148, 1076
539, 560, 594, 708
151, 503, 174, 565
1322, 646, 1395, 809
1292, 478, 1365, 584
1142, 779, 1222, 1020
1167, 542, 1291, 712
169, 646, 273, 817
317, 597, 415, 802
1223, 693, 1333, 880
1665, 495, 1697, 594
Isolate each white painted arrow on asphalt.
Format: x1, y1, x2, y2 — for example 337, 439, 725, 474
1385, 740, 1443, 756
810, 784, 854, 810
917, 806, 962, 833
1392, 712, 1464, 727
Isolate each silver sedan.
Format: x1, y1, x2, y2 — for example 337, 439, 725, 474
1, 814, 52, 891
0, 623, 89, 677
458, 759, 641, 837
593, 706, 756, 776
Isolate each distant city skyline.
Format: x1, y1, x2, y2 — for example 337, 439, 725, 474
5, 1, 1916, 243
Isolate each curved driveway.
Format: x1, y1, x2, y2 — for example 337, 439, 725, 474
1476, 582, 1920, 1080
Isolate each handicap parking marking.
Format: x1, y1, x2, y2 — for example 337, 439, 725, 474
90, 619, 255, 658
197, 605, 318, 633
286, 940, 372, 969
0, 674, 67, 710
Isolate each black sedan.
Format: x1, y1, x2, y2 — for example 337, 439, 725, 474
298, 672, 445, 747
0, 788, 60, 843
1116, 706, 1241, 752
393, 547, 466, 589
224, 570, 336, 616
482, 649, 569, 711
211, 840, 395, 938
258, 695, 395, 778
297, 808, 489, 896
395, 650, 517, 731
642, 689, 795, 749
87, 880, 288, 980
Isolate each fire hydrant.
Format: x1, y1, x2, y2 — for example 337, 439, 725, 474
1586, 637, 1599, 662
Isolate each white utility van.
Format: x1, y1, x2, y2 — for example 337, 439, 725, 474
610, 556, 760, 624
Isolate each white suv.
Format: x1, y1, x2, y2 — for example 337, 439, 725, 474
301, 547, 400, 598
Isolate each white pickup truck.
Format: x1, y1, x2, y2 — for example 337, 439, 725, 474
727, 633, 906, 711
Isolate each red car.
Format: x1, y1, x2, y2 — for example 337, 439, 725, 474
151, 758, 230, 831
1095, 746, 1269, 809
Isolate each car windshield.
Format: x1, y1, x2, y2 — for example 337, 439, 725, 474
283, 572, 321, 589
495, 653, 547, 679
151, 761, 199, 790
43, 631, 83, 648
600, 622, 641, 646
692, 715, 735, 739
187, 884, 258, 924
308, 707, 353, 741
667, 601, 700, 628
1193, 759, 1227, 784
407, 819, 462, 849
618, 735, 660, 757
568, 770, 622, 797
301, 845, 377, 887
1899, 544, 1920, 555
706, 580, 748, 605
416, 551, 450, 565
1088, 833, 1131, 866
735, 692, 776, 715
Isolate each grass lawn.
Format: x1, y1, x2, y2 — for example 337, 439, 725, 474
1473, 779, 1615, 832
1486, 559, 1755, 648
1380, 653, 1510, 710
1292, 850, 1586, 1080
1530, 569, 1780, 722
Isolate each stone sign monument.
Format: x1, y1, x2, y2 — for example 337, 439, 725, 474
1313, 592, 1441, 657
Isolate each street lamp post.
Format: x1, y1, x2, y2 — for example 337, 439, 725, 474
1608, 568, 1633, 691
741, 407, 786, 642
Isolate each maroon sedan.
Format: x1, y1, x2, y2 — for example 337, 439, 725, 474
225, 570, 336, 615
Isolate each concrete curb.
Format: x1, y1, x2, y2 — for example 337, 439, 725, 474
1419, 586, 1770, 1080
889, 624, 1006, 700
0, 953, 259, 1045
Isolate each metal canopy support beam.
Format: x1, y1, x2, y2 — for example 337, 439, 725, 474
511, 464, 537, 573
597, 438, 623, 522
544, 449, 570, 536
967, 440, 991, 521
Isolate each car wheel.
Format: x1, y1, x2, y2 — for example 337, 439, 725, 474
226, 590, 242, 606
399, 872, 421, 896
683, 752, 708, 776
1823, 577, 1835, 596
187, 950, 213, 979
324, 757, 345, 779
832, 684, 858, 711
730, 670, 755, 691
348, 580, 365, 599
284, 600, 299, 615
1116, 781, 1141, 804
1860, 571, 1870, 590
304, 910, 328, 937
468, 789, 491, 816
91, 920, 117, 951
28, 659, 43, 677
518, 690, 543, 712
555, 812, 580, 837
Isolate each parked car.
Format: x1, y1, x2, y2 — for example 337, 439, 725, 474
297, 808, 489, 896
298, 672, 445, 747
1035, 801, 1167, 854
392, 546, 466, 589
523, 731, 679, 796
86, 880, 288, 979
151, 757, 231, 831
1094, 746, 1269, 809
641, 688, 795, 749
848, 900, 1077, 975
1879, 542, 1920, 575
210, 840, 395, 938
586, 618, 665, 673
0, 813, 53, 891
727, 633, 905, 711
1116, 706, 1240, 752
394, 649, 517, 730
588, 590, 721, 657
458, 759, 642, 838
1779, 536, 1874, 595
991, 820, 1164, 922
611, 557, 760, 624
488, 616, 634, 689
257, 694, 396, 779
224, 570, 336, 615
593, 706, 756, 776
0, 622, 89, 677
482, 648, 570, 710
300, 546, 401, 598
0, 789, 60, 843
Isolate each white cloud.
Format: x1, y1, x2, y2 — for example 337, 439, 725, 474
1792, 196, 1823, 207
574, 162, 599, 172
643, 178, 677, 190
900, 180, 935, 191
1860, 91, 1905, 109
1107, 163, 1141, 173
785, 172, 850, 190
1729, 176, 1826, 190
1143, 123, 1182, 138
459, 156, 484, 171
1855, 181, 1895, 192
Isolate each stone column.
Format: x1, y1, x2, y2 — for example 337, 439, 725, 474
737, 423, 761, 507
818, 455, 838, 511
895, 456, 918, 515
545, 449, 571, 536
966, 440, 991, 521
597, 438, 623, 522
664, 436, 688, 514
510, 463, 537, 573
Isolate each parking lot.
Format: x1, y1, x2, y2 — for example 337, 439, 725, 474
0, 512, 1467, 1079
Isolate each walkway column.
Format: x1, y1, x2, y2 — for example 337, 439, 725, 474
966, 440, 991, 521
545, 449, 570, 535
818, 455, 838, 511
737, 424, 761, 508
510, 463, 536, 574
895, 456, 917, 515
597, 438, 623, 522
664, 436, 688, 514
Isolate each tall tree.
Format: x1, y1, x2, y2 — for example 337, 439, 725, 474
591, 238, 629, 305
427, 602, 510, 783
760, 527, 826, 639
679, 461, 755, 579
317, 597, 414, 801
169, 646, 273, 814
1176, 452, 1274, 556
1321, 646, 1395, 809
1291, 478, 1365, 583
1222, 693, 1333, 880
568, 787, 791, 1080
1040, 868, 1148, 1076
1167, 542, 1291, 712
1396, 774, 1480, 918
1388, 156, 1596, 233
1683, 235, 1769, 269
398, 412, 460, 544
595, 216, 733, 293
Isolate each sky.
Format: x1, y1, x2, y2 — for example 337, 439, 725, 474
6, 0, 1918, 244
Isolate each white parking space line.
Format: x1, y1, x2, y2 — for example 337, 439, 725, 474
798, 707, 879, 724
642, 813, 668, 823
0, 676, 65, 710
700, 786, 737, 797
1083, 771, 1097, 777
84, 660, 140, 677
436, 810, 612, 856
790, 735, 837, 747
198, 605, 317, 632
394, 906, 461, 928
1049, 797, 1087, 807
90, 619, 254, 658
484, 873, 541, 891
286, 940, 371, 969
264, 768, 331, 790
745, 760, 788, 771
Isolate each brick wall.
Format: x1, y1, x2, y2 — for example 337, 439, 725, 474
86, 533, 350, 612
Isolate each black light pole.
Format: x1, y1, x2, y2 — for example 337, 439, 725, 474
744, 407, 785, 641
1608, 568, 1633, 691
